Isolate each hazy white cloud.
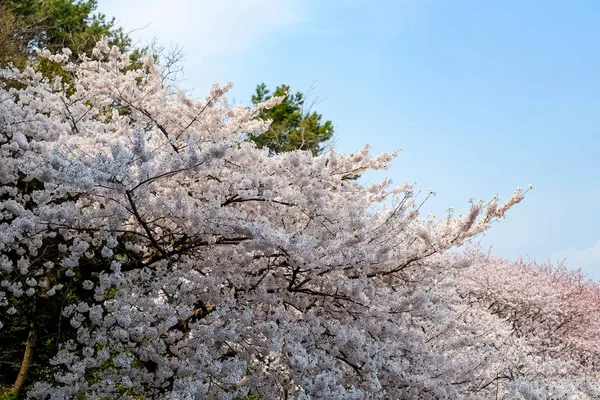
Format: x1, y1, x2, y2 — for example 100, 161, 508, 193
99, 0, 305, 56
550, 240, 600, 279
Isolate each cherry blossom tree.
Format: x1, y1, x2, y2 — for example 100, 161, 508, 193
455, 250, 600, 389
0, 39, 570, 399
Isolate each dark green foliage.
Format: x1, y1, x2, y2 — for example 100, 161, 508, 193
0, 0, 130, 60
0, 4, 30, 67
249, 83, 334, 155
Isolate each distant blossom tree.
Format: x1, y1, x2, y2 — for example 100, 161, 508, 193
4, 40, 597, 399
457, 250, 600, 374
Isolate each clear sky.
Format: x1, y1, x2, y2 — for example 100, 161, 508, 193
98, 0, 600, 278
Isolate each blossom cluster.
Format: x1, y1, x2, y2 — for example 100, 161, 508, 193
2, 39, 592, 399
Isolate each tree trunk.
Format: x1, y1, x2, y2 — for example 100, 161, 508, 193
11, 325, 37, 398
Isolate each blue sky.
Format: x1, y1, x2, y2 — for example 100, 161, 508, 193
98, 0, 600, 278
